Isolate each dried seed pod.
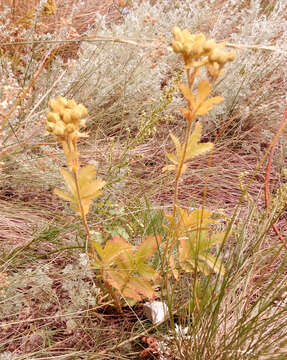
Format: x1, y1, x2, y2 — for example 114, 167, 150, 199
57, 96, 68, 107
203, 39, 216, 52
62, 109, 73, 124
172, 26, 184, 43
66, 99, 77, 109
227, 51, 236, 61
217, 53, 228, 65
206, 62, 220, 78
182, 29, 193, 41
65, 123, 76, 134
183, 43, 193, 56
48, 98, 62, 113
192, 41, 204, 56
79, 119, 87, 127
77, 104, 88, 119
209, 48, 221, 62
71, 109, 82, 122
47, 111, 60, 123
53, 125, 65, 137
46, 122, 55, 132
172, 40, 183, 53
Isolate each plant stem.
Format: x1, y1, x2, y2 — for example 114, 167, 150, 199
67, 139, 99, 261
165, 68, 197, 262
161, 68, 199, 302
70, 147, 122, 310
72, 167, 97, 259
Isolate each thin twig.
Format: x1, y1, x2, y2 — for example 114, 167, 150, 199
226, 42, 287, 55
1, 34, 158, 48
3, 36, 286, 54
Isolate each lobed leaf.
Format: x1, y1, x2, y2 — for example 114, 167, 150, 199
186, 142, 214, 160
166, 152, 178, 165
101, 241, 124, 266
178, 238, 192, 269
188, 230, 210, 253
208, 231, 227, 247
125, 276, 156, 299
196, 96, 224, 115
136, 263, 159, 281
80, 180, 106, 200
79, 164, 98, 188
177, 207, 215, 233
136, 235, 162, 263
105, 269, 139, 299
53, 188, 76, 203
59, 167, 76, 195
170, 133, 182, 159
187, 121, 202, 149
197, 80, 211, 104
185, 122, 213, 161
179, 83, 196, 105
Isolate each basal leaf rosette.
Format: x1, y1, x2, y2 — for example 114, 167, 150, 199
93, 235, 162, 304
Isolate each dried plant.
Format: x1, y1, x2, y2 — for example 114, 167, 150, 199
2, 1, 287, 359
162, 27, 235, 292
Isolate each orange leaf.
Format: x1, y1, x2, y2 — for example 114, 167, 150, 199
136, 235, 162, 262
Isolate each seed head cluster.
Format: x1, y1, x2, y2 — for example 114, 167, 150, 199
172, 26, 235, 78
46, 96, 89, 170
46, 96, 88, 141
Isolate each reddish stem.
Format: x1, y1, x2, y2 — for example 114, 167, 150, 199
264, 106, 287, 249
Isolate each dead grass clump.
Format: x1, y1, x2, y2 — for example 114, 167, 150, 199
0, 200, 48, 249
